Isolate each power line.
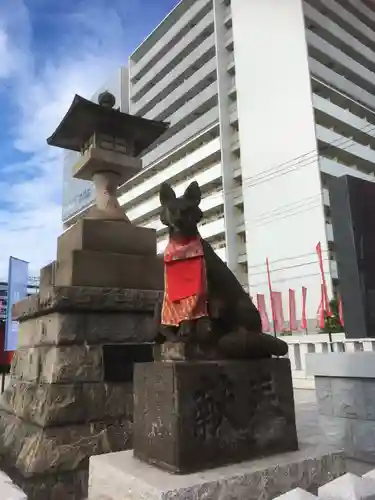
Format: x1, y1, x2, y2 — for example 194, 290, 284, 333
131, 120, 375, 220
250, 259, 329, 277
149, 195, 327, 239
238, 121, 375, 186
196, 125, 375, 220
201, 122, 375, 201
252, 271, 322, 287
254, 200, 323, 228
189, 122, 375, 208
251, 194, 320, 221
241, 131, 375, 191
247, 249, 329, 269
137, 121, 375, 231
253, 196, 322, 224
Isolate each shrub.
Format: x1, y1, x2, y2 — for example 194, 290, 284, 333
320, 298, 342, 333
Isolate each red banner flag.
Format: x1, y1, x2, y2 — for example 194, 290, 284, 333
300, 286, 308, 330
257, 294, 271, 333
316, 242, 332, 317
272, 291, 285, 332
338, 295, 344, 327
266, 258, 276, 328
316, 284, 325, 329
288, 289, 298, 331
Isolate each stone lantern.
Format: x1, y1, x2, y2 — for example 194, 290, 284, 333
47, 91, 168, 221
0, 92, 169, 500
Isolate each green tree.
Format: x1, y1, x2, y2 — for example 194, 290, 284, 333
321, 298, 342, 333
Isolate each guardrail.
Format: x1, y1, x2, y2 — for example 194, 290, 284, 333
283, 332, 375, 389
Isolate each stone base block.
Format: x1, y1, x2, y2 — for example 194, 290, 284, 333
16, 311, 155, 348
72, 146, 141, 183
133, 358, 298, 473
13, 287, 161, 321
57, 218, 157, 261
54, 250, 163, 288
0, 411, 132, 477
307, 353, 375, 464
88, 446, 346, 500
39, 261, 56, 289
3, 464, 88, 500
1, 380, 133, 426
11, 345, 103, 383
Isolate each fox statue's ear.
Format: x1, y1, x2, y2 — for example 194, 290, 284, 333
183, 181, 201, 206
160, 182, 176, 206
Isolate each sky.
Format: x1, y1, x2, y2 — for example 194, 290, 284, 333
0, 0, 178, 280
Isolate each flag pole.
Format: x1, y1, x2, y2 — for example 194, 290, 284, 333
266, 258, 277, 337
316, 242, 333, 351
338, 294, 344, 330
0, 300, 4, 393
301, 286, 308, 334
288, 288, 298, 332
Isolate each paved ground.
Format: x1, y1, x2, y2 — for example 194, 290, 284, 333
294, 389, 374, 476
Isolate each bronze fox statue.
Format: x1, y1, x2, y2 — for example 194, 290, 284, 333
153, 181, 288, 359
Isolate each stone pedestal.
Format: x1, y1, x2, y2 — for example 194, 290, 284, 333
133, 358, 298, 473
307, 352, 375, 464
88, 446, 346, 500
88, 356, 346, 499
54, 218, 163, 289
0, 219, 163, 500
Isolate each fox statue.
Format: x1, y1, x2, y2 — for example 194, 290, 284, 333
154, 181, 288, 359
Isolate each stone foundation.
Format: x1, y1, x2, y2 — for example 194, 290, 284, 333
307, 352, 375, 464
133, 358, 298, 473
2, 96, 170, 499
0, 217, 163, 499
88, 445, 346, 500
0, 228, 162, 500
0, 291, 157, 500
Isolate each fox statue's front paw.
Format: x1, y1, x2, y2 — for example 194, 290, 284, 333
177, 320, 195, 340
194, 316, 215, 344
218, 329, 288, 359
159, 325, 180, 343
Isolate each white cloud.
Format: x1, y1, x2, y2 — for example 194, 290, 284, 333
0, 28, 15, 78
0, 0, 133, 280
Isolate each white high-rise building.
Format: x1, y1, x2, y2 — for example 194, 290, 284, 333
69, 0, 375, 322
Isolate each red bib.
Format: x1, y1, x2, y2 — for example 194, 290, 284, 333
165, 257, 204, 302
161, 237, 208, 326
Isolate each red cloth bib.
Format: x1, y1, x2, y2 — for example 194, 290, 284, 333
165, 257, 204, 302
161, 236, 208, 326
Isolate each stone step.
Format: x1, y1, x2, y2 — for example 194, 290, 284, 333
88, 445, 345, 500
16, 311, 155, 348
318, 472, 375, 499
57, 219, 157, 261
275, 488, 320, 499
54, 250, 163, 289
13, 287, 161, 321
133, 358, 298, 473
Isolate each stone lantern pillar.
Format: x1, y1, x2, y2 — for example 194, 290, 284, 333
0, 92, 168, 500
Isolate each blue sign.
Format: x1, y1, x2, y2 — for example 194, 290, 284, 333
5, 257, 29, 352
61, 150, 95, 223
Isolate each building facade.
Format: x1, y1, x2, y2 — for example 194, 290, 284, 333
64, 0, 375, 322
0, 279, 39, 322
0, 283, 7, 322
